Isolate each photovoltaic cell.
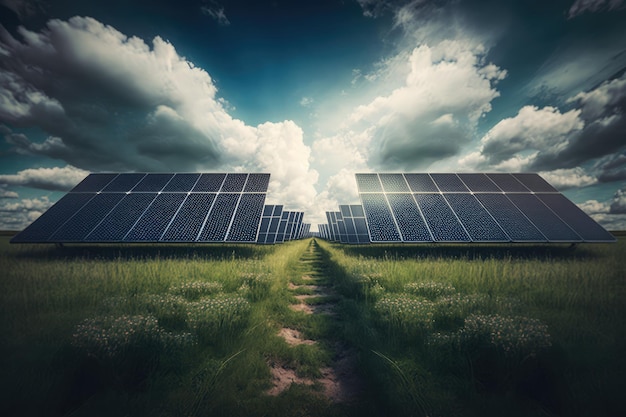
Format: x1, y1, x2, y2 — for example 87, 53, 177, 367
10, 193, 95, 242
404, 174, 438, 192
124, 193, 186, 241
475, 194, 545, 241
457, 173, 501, 193
386, 194, 431, 241
50, 193, 125, 241
86, 193, 157, 241
512, 173, 557, 193
132, 174, 174, 192
507, 194, 581, 241
71, 173, 117, 192
192, 173, 226, 192
430, 174, 469, 192
350, 205, 365, 217
379, 173, 410, 192
355, 173, 383, 192
162, 173, 200, 192
444, 193, 509, 241
360, 193, 401, 242
101, 173, 145, 192
485, 173, 529, 192
221, 173, 247, 192
537, 194, 615, 242
244, 173, 270, 192
161, 193, 216, 241
228, 193, 265, 241
414, 193, 470, 242
198, 193, 239, 241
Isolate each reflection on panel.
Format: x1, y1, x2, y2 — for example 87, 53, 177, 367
507, 194, 581, 241
444, 193, 509, 241
537, 194, 615, 242
457, 173, 501, 192
379, 173, 410, 192
475, 194, 545, 241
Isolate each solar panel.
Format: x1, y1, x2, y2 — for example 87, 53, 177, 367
356, 173, 614, 244
12, 172, 270, 244
257, 204, 283, 244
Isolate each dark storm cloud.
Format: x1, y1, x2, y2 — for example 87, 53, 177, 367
0, 17, 224, 172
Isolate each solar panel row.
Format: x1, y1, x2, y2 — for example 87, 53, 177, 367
356, 173, 615, 243
11, 173, 270, 243
257, 205, 283, 244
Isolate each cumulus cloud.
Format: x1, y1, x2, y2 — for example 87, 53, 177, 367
0, 16, 317, 211
0, 195, 52, 230
0, 186, 18, 198
610, 187, 626, 213
538, 167, 597, 190
567, 0, 625, 18
317, 39, 505, 173
577, 192, 626, 231
0, 165, 88, 191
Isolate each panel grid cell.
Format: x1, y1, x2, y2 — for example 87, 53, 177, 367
162, 173, 200, 192
379, 173, 410, 192
70, 173, 118, 192
430, 174, 469, 192
227, 193, 265, 241
475, 194, 545, 241
457, 173, 501, 192
507, 194, 581, 241
404, 174, 439, 192
198, 193, 240, 242
414, 193, 470, 242
387, 194, 432, 242
101, 173, 146, 192
132, 174, 174, 192
444, 193, 509, 241
161, 193, 216, 241
50, 193, 125, 241
513, 173, 558, 193
10, 193, 95, 242
355, 173, 383, 192
124, 193, 186, 241
243, 173, 270, 192
360, 193, 401, 242
221, 173, 248, 192
86, 193, 157, 241
192, 173, 226, 192
485, 173, 529, 192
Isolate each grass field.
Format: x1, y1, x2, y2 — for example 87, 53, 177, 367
0, 235, 624, 416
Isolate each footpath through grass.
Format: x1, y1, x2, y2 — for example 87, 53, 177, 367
1, 236, 623, 416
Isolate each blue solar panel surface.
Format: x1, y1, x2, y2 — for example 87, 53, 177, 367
356, 173, 614, 243
12, 173, 269, 244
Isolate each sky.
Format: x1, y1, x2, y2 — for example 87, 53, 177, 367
0, 0, 625, 232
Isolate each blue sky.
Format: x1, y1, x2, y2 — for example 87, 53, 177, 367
1, 0, 625, 231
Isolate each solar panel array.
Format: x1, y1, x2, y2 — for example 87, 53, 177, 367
12, 173, 270, 243
339, 205, 371, 244
257, 205, 283, 244
356, 173, 615, 243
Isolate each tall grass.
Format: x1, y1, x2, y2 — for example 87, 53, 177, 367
318, 239, 625, 417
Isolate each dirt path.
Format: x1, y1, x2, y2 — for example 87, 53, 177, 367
267, 239, 364, 403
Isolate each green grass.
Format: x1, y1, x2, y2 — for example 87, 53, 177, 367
318, 239, 626, 417
0, 236, 624, 416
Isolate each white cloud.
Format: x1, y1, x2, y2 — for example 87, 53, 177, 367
538, 167, 597, 190
0, 17, 318, 211
610, 187, 626, 214
299, 97, 314, 107
0, 165, 89, 191
201, 0, 230, 26
567, 0, 625, 18
0, 195, 52, 230
0, 186, 18, 198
